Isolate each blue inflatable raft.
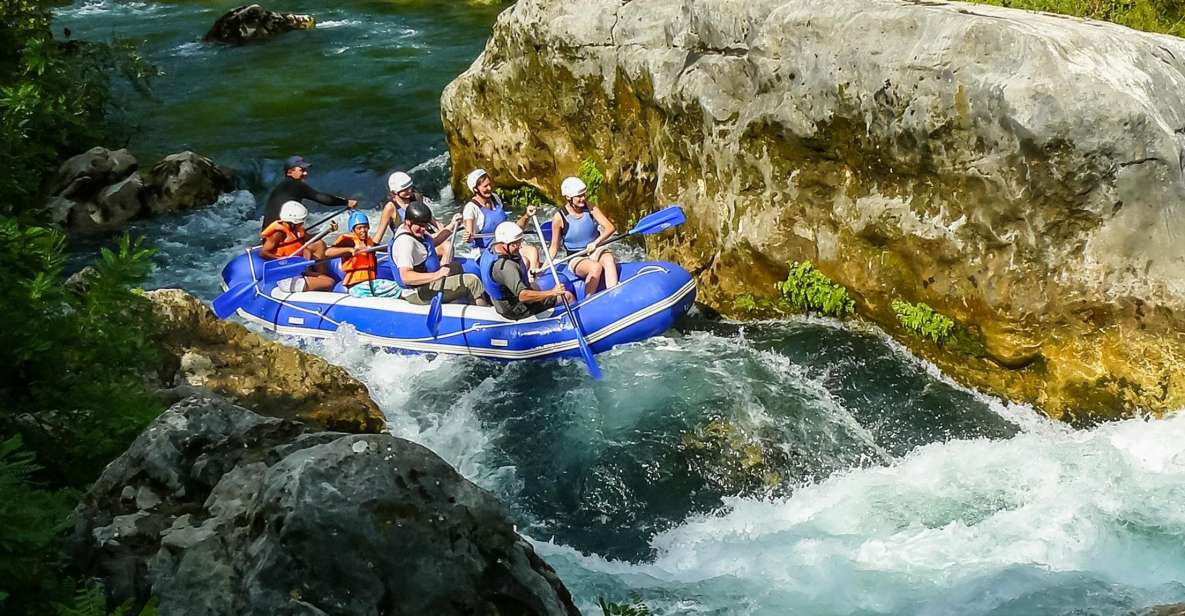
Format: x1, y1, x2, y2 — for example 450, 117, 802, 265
217, 250, 696, 361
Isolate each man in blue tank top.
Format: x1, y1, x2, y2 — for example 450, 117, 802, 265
548, 176, 620, 293
483, 222, 573, 320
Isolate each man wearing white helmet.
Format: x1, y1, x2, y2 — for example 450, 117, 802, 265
462, 168, 541, 276
260, 200, 338, 292
479, 222, 574, 320
548, 176, 619, 293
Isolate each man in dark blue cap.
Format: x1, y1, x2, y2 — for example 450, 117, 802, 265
261, 155, 357, 230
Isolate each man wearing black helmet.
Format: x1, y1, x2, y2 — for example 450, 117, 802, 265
261, 155, 357, 230
391, 202, 487, 305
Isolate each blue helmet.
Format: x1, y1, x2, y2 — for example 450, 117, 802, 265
348, 211, 370, 230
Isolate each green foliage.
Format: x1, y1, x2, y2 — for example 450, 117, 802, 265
502, 184, 553, 213
0, 0, 156, 219
775, 261, 856, 318
0, 435, 73, 604
598, 596, 652, 616
967, 0, 1185, 37
578, 157, 606, 205
0, 220, 162, 484
892, 299, 956, 345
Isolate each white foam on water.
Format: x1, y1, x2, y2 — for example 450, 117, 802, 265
317, 19, 360, 29
60, 0, 160, 18
536, 411, 1185, 615
307, 326, 517, 494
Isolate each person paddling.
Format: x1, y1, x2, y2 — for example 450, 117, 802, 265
327, 212, 401, 298
548, 176, 619, 292
391, 202, 487, 305
461, 168, 541, 275
374, 171, 425, 241
480, 222, 573, 320
260, 201, 337, 292
261, 155, 357, 230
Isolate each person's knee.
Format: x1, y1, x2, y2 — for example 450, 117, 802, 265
588, 262, 604, 277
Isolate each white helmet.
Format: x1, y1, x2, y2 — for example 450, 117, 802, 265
560, 176, 587, 198
279, 200, 308, 224
494, 221, 524, 245
388, 171, 413, 193
466, 168, 489, 192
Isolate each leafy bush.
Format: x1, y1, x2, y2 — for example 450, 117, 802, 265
892, 299, 956, 344
0, 0, 156, 218
966, 0, 1185, 37
775, 261, 856, 318
502, 184, 552, 213
598, 596, 652, 616
578, 157, 605, 205
0, 435, 73, 606
0, 220, 162, 484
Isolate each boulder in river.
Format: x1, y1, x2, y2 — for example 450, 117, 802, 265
204, 4, 316, 45
73, 395, 580, 615
44, 148, 233, 235
146, 289, 386, 434
441, 0, 1185, 419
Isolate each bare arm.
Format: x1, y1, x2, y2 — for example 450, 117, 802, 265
260, 231, 285, 260
548, 212, 564, 259
373, 202, 396, 242
589, 207, 616, 245
399, 266, 446, 287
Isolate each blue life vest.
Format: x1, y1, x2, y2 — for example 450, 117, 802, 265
561, 208, 599, 252
470, 195, 507, 249
388, 229, 440, 288
478, 247, 526, 302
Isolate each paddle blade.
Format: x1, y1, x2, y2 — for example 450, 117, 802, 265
574, 329, 602, 380
211, 282, 256, 319
538, 220, 553, 243
262, 256, 314, 284
426, 292, 444, 337
629, 205, 686, 236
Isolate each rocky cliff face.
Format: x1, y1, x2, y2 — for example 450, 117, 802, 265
441, 0, 1185, 418
73, 395, 580, 615
146, 289, 386, 434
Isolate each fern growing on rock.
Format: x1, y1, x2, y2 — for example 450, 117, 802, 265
892, 299, 956, 344
775, 261, 855, 318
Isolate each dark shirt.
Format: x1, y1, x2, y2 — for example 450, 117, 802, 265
261, 177, 348, 229
490, 255, 556, 320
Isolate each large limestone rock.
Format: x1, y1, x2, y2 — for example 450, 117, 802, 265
204, 4, 316, 45
441, 0, 1185, 418
45, 148, 232, 235
73, 396, 580, 615
146, 289, 386, 434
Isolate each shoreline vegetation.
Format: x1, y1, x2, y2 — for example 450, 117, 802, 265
967, 0, 1185, 37
1, 2, 165, 613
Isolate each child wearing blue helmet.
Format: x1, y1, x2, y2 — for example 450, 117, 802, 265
327, 211, 402, 298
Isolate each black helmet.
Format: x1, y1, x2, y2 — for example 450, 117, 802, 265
404, 202, 433, 225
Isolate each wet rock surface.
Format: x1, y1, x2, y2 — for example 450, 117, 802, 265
44, 147, 232, 234
204, 4, 316, 45
146, 288, 386, 434
73, 395, 580, 616
441, 0, 1185, 418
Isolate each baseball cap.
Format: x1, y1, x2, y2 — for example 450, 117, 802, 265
284, 155, 312, 171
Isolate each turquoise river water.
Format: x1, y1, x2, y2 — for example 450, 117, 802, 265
57, 1, 1185, 614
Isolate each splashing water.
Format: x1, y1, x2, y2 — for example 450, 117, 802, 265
55, 0, 1185, 613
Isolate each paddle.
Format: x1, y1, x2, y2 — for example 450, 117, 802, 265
423, 218, 466, 337
554, 205, 685, 267
531, 214, 601, 380
262, 244, 386, 284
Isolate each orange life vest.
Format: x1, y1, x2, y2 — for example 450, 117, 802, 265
260, 221, 307, 258
334, 234, 377, 288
